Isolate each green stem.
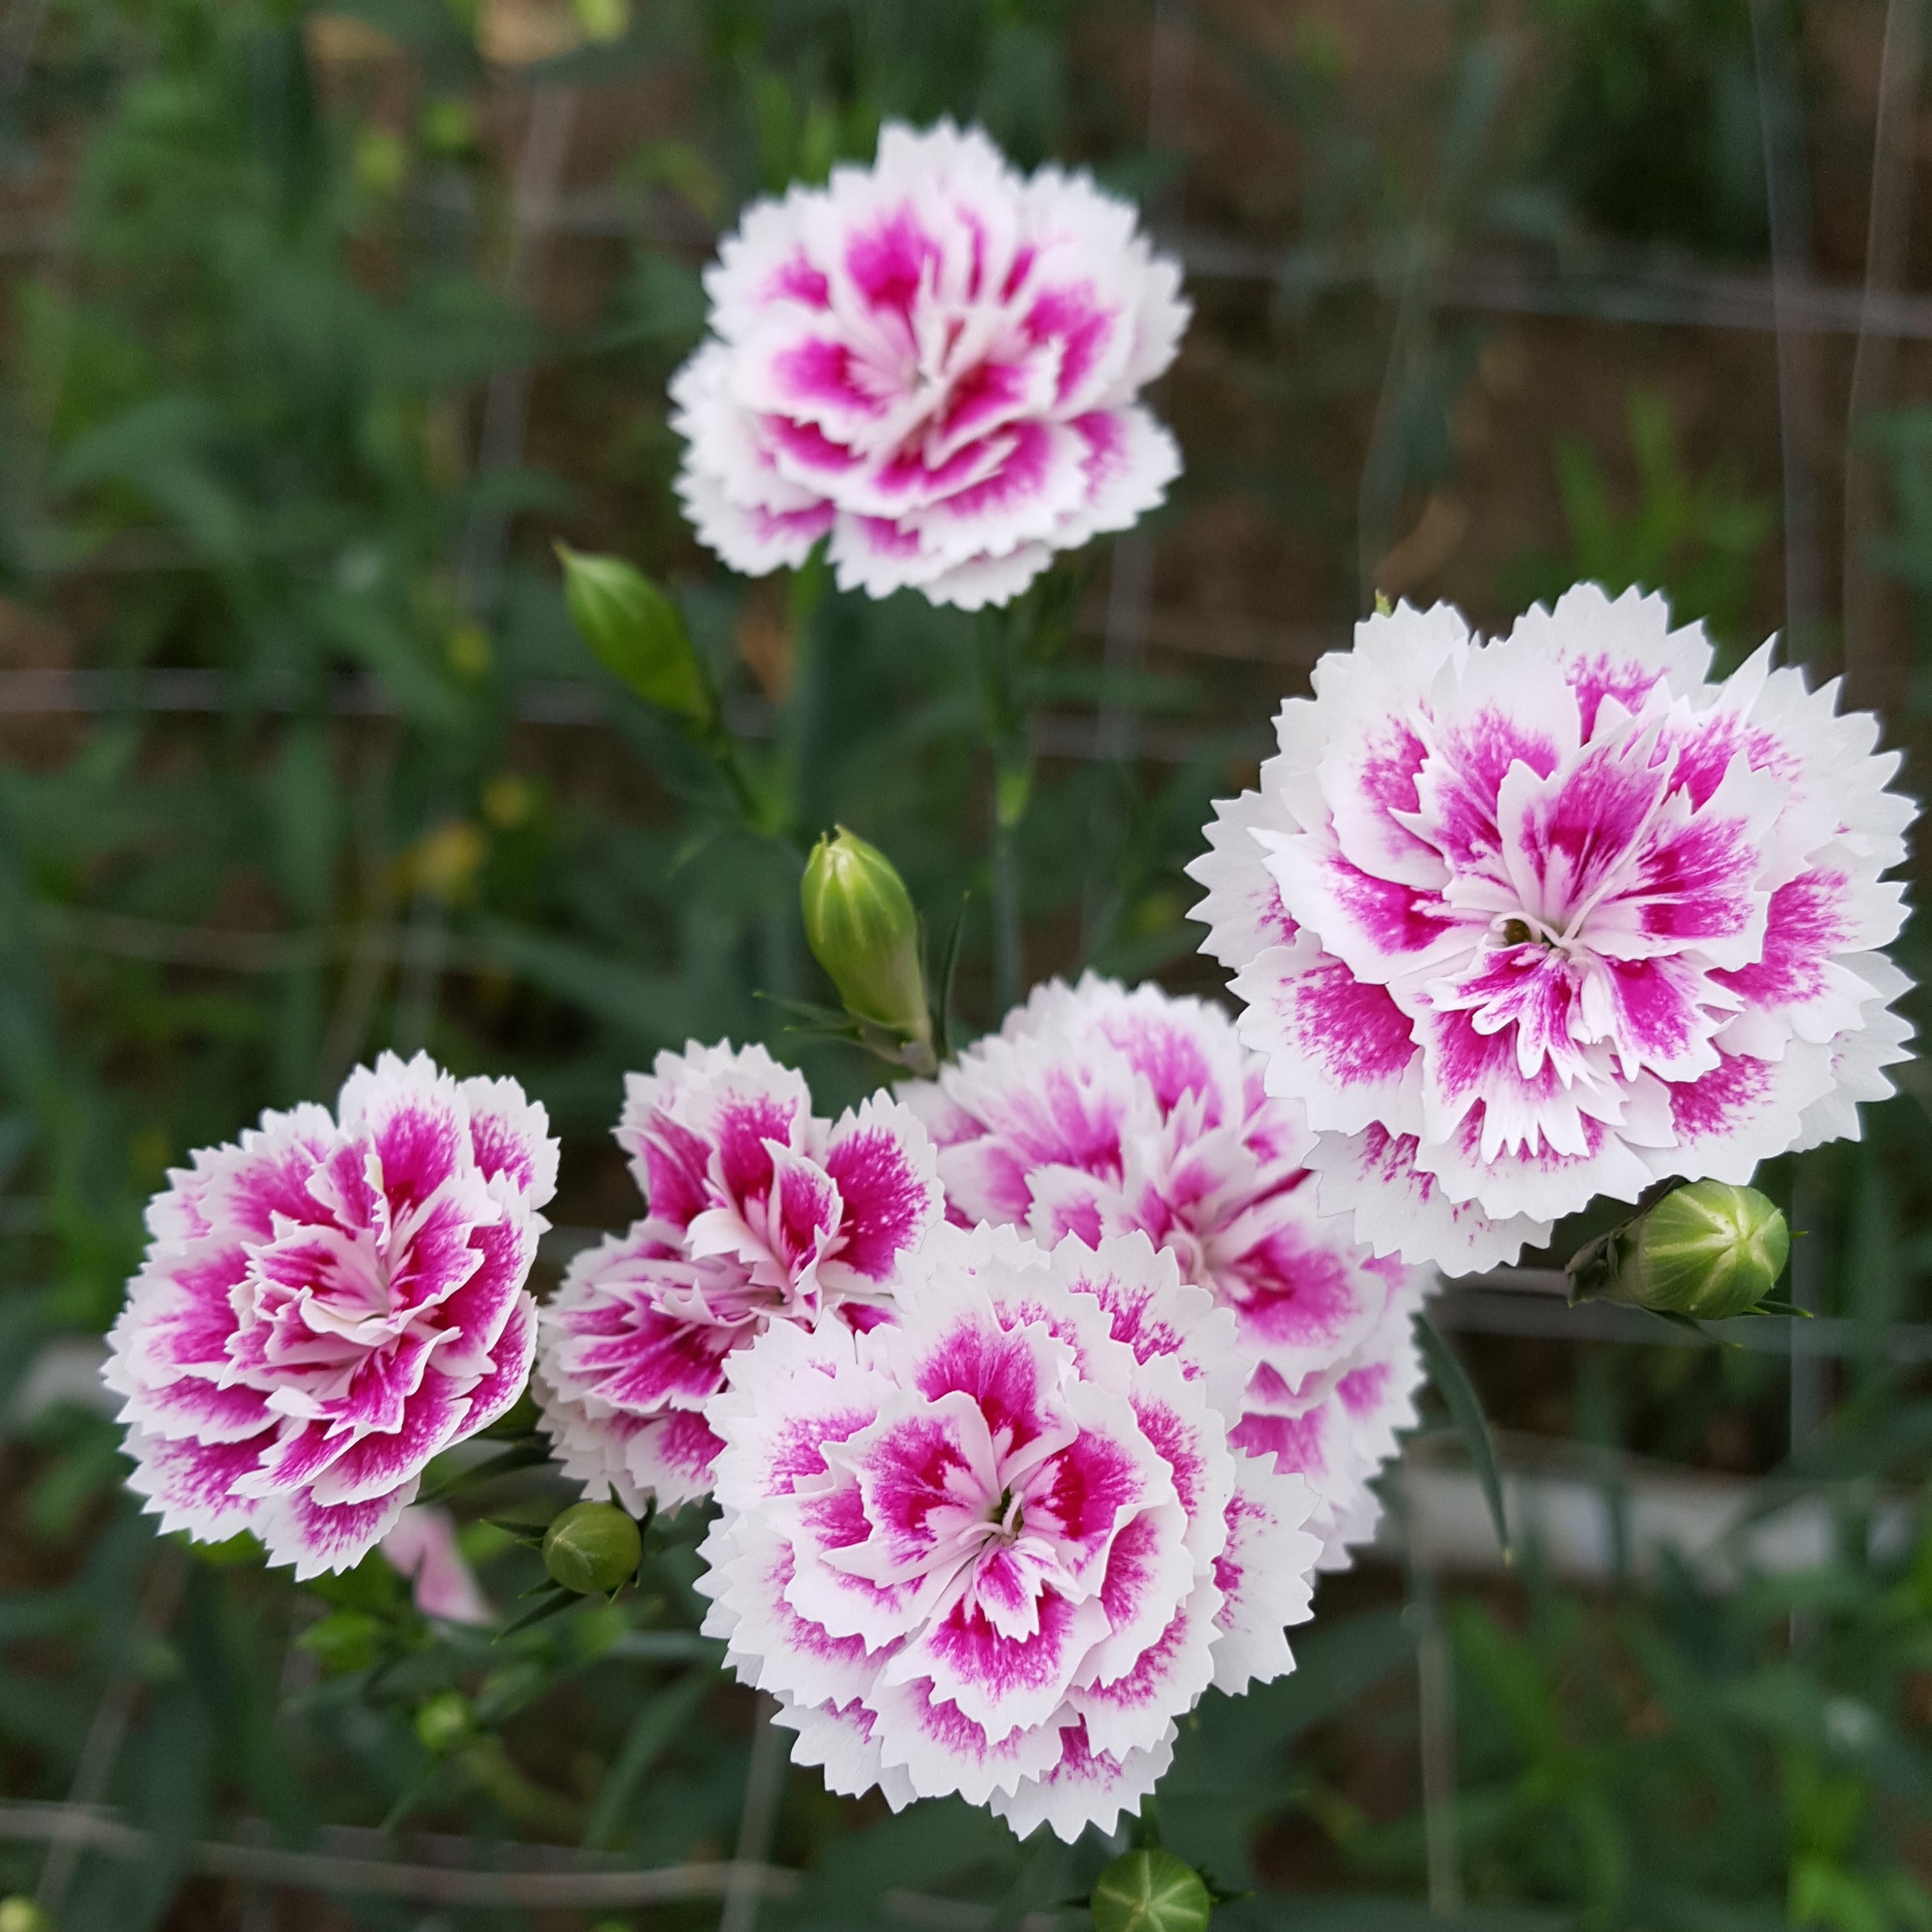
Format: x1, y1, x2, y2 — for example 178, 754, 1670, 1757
989, 814, 1020, 1014
692, 547, 832, 850
976, 605, 1033, 1014
701, 723, 769, 837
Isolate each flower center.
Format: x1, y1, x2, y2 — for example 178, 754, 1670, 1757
986, 1483, 1025, 1540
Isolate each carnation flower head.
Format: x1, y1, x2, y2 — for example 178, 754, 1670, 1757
104, 1052, 557, 1579
533, 1041, 941, 1511
696, 1225, 1321, 1840
901, 972, 1433, 1566
1190, 585, 1917, 1272
671, 120, 1188, 611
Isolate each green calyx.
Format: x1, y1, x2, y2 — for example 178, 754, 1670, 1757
1090, 1849, 1213, 1932
556, 543, 713, 727
1567, 1179, 1790, 1320
800, 827, 934, 1061
542, 1501, 642, 1596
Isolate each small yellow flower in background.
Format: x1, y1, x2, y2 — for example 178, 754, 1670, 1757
419, 97, 478, 162
482, 773, 534, 830
445, 620, 492, 679
352, 127, 409, 198
403, 820, 487, 903
572, 0, 630, 42
483, 773, 537, 826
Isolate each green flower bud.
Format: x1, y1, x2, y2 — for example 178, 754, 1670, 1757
1090, 1849, 1212, 1932
542, 1501, 641, 1596
556, 544, 713, 727
1567, 1180, 1790, 1320
0, 1896, 56, 1932
414, 1689, 475, 1756
800, 828, 933, 1056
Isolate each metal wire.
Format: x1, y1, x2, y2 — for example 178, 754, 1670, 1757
0, 1801, 1084, 1926
1752, 0, 1825, 657
4, 1802, 803, 1911
35, 1552, 186, 1916
1842, 0, 1922, 703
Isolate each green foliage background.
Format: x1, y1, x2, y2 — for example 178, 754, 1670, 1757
0, 1, 1928, 1928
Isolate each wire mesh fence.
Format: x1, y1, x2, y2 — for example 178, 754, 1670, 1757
0, 1, 1926, 1927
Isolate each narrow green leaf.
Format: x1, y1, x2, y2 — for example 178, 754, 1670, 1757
583, 1669, 713, 1849
1415, 1312, 1510, 1560
497, 1585, 580, 1641
935, 892, 971, 1060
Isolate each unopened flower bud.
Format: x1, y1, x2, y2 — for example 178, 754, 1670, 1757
542, 1501, 641, 1596
801, 828, 932, 1055
1567, 1180, 1790, 1320
414, 1690, 474, 1755
1090, 1849, 1212, 1932
556, 544, 713, 727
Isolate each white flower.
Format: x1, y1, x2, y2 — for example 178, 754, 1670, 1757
104, 1054, 556, 1578
671, 120, 1188, 610
696, 1227, 1320, 1840
1190, 585, 1916, 1271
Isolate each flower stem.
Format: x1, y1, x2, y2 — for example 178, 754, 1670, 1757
976, 604, 1033, 1014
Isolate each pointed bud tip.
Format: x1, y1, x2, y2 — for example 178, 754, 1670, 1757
556, 547, 711, 724
1091, 1849, 1212, 1932
542, 1501, 642, 1596
800, 828, 931, 1047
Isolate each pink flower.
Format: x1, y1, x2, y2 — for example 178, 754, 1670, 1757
670, 120, 1188, 611
696, 1226, 1321, 1840
901, 973, 1432, 1567
1227, 1279, 1425, 1567
383, 1505, 493, 1624
1190, 586, 1917, 1272
104, 1053, 557, 1579
533, 1042, 942, 1511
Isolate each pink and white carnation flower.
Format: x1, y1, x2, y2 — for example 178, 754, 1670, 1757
696, 1225, 1320, 1840
1190, 585, 1917, 1272
533, 1042, 941, 1512
670, 120, 1188, 610
901, 972, 1432, 1567
104, 1053, 557, 1579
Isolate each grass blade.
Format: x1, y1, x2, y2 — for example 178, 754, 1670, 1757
1415, 1311, 1510, 1562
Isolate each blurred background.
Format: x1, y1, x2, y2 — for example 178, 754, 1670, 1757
0, 0, 1929, 1927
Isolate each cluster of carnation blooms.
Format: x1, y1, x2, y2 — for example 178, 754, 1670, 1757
100, 114, 1916, 1845
105, 970, 1444, 1836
